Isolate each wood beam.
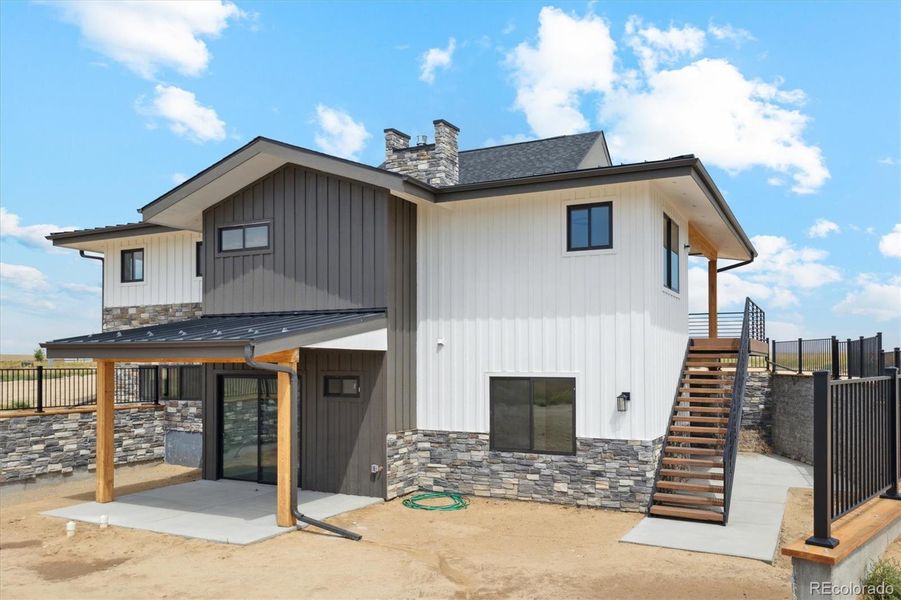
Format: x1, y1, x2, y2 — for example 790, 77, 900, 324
708, 259, 718, 339
689, 224, 718, 260
95, 360, 115, 503
276, 362, 296, 527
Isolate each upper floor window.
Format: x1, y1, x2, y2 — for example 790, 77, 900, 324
567, 202, 612, 251
218, 223, 270, 253
121, 248, 144, 283
324, 375, 360, 398
490, 377, 576, 455
663, 213, 680, 292
195, 241, 203, 277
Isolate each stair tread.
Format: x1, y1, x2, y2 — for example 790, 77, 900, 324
659, 468, 724, 480
663, 457, 724, 467
650, 505, 725, 522
663, 446, 721, 455
657, 480, 724, 492
653, 492, 724, 506
675, 397, 731, 405
666, 436, 725, 446
686, 362, 736, 368
671, 415, 730, 424
687, 353, 738, 358
672, 406, 730, 414
670, 425, 728, 435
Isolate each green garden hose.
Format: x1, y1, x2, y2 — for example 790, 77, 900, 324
402, 491, 469, 511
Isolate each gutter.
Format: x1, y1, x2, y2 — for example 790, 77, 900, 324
79, 251, 104, 328
243, 345, 362, 541
717, 258, 754, 273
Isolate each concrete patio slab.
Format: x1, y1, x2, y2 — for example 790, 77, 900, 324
43, 480, 382, 545
620, 453, 813, 562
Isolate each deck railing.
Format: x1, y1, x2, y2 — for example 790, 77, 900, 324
806, 368, 900, 548
689, 300, 766, 342
0, 365, 202, 412
771, 333, 887, 378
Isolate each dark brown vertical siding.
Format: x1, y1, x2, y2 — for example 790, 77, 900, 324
202, 164, 389, 315
386, 198, 417, 433
299, 349, 387, 498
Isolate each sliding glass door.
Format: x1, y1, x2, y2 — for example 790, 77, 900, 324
220, 375, 278, 484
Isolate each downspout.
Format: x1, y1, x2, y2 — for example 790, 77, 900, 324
79, 251, 104, 328
243, 345, 362, 541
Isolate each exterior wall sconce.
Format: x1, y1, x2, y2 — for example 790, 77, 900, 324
617, 392, 631, 412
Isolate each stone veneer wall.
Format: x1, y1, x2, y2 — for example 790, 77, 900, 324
102, 302, 203, 332
386, 430, 663, 511
742, 371, 773, 440
0, 407, 164, 483
163, 399, 204, 467
382, 120, 459, 186
771, 374, 814, 464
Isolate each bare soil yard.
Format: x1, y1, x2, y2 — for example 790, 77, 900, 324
1, 462, 891, 600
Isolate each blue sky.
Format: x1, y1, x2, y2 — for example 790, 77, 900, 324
1, 1, 899, 353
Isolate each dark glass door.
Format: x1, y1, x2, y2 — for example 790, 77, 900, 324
220, 375, 279, 484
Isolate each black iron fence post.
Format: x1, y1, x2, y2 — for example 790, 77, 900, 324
831, 336, 839, 379
877, 332, 884, 373
895, 347, 901, 370
798, 338, 803, 374
770, 338, 776, 372
807, 370, 839, 547
35, 366, 44, 413
859, 336, 865, 378
154, 365, 161, 405
882, 367, 901, 500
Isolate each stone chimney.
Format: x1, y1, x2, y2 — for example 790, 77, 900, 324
383, 119, 459, 186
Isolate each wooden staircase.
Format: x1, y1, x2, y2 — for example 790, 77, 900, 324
648, 341, 741, 524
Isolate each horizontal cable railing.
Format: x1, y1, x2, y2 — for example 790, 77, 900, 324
689, 299, 766, 342
806, 369, 900, 548
0, 365, 202, 412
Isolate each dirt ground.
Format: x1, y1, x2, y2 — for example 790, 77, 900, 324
0, 462, 893, 600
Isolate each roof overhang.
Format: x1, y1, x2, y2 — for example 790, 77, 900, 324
435, 157, 755, 262
41, 310, 387, 361
47, 223, 181, 251
140, 137, 436, 231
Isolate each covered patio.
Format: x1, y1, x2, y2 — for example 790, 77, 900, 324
41, 310, 387, 538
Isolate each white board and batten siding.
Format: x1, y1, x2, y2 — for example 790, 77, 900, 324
100, 231, 203, 308
416, 181, 689, 442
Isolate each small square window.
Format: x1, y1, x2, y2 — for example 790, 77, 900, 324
567, 202, 612, 251
489, 377, 575, 455
244, 225, 269, 249
324, 375, 360, 398
219, 227, 244, 252
121, 248, 144, 283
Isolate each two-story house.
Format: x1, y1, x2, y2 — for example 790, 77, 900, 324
44, 119, 761, 527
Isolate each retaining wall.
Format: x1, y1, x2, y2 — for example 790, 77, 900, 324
771, 374, 815, 464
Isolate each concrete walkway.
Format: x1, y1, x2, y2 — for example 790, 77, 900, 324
43, 479, 381, 544
621, 453, 813, 562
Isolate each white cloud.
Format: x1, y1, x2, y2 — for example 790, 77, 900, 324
139, 84, 226, 143
808, 218, 840, 238
0, 207, 76, 251
708, 22, 755, 45
625, 16, 705, 75
0, 263, 49, 292
601, 59, 829, 194
419, 38, 456, 84
171, 172, 189, 185
878, 157, 900, 166
313, 104, 370, 160
502, 21, 516, 35
483, 133, 535, 147
48, 0, 245, 79
834, 275, 901, 321
688, 234, 841, 312
506, 7, 616, 137
879, 224, 901, 258
507, 10, 829, 193
767, 177, 785, 187
61, 282, 102, 296
767, 319, 804, 341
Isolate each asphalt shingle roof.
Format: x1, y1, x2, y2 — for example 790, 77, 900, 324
458, 132, 604, 185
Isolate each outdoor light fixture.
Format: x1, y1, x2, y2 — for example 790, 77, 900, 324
617, 392, 631, 412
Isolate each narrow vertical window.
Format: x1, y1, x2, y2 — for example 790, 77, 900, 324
121, 248, 144, 283
664, 214, 680, 292
195, 241, 203, 277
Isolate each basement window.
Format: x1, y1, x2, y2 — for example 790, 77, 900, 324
663, 214, 680, 292
121, 248, 144, 283
567, 202, 612, 251
218, 223, 270, 253
489, 377, 575, 455
324, 375, 360, 398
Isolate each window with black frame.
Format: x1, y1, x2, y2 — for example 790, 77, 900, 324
218, 222, 270, 252
490, 377, 575, 454
121, 248, 144, 283
567, 202, 612, 251
663, 214, 680, 292
323, 375, 360, 398
195, 241, 203, 276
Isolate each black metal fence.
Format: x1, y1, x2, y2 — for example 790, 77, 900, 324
0, 365, 202, 412
806, 369, 900, 548
771, 333, 892, 378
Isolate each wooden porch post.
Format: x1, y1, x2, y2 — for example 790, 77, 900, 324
95, 360, 115, 503
708, 259, 718, 338
276, 362, 296, 527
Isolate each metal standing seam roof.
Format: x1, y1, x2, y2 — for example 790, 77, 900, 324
42, 311, 387, 359
457, 132, 604, 185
